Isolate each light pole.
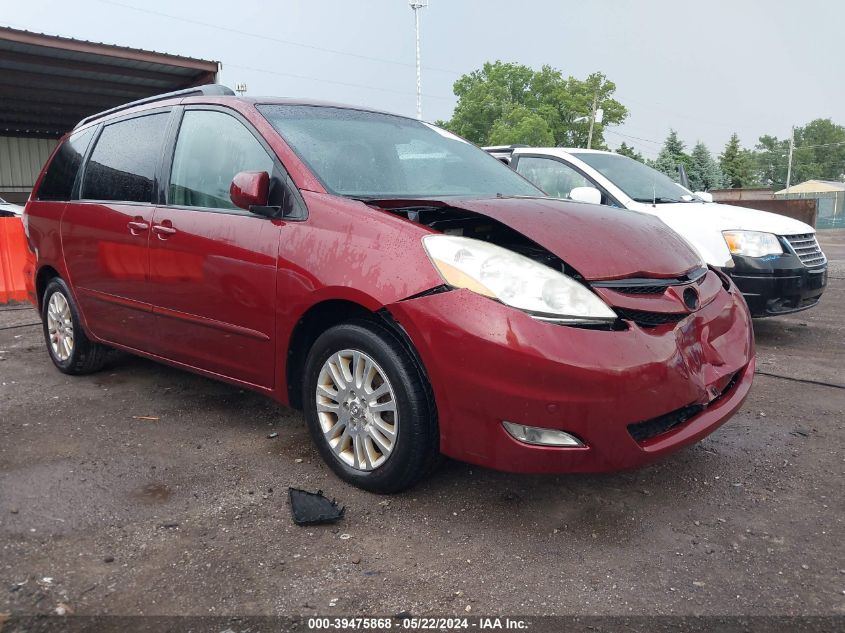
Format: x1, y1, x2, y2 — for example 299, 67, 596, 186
409, 0, 428, 120
786, 125, 795, 189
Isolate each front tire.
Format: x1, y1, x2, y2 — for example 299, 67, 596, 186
42, 278, 108, 375
302, 319, 439, 493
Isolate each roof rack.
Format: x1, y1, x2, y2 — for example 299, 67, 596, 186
74, 84, 236, 129
482, 145, 529, 154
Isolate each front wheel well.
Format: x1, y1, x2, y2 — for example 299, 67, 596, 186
286, 300, 375, 409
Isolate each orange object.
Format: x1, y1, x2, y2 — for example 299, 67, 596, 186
0, 217, 30, 304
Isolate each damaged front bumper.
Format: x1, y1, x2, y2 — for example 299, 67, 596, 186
388, 282, 755, 474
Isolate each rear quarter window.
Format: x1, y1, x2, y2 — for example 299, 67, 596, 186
36, 128, 95, 201
82, 113, 169, 203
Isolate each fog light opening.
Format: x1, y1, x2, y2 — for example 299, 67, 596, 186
502, 421, 586, 447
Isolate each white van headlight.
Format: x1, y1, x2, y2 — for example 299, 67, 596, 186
422, 235, 617, 324
722, 231, 783, 257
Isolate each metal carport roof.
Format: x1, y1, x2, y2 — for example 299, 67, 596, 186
0, 26, 220, 138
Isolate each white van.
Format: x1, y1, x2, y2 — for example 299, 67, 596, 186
486, 146, 828, 317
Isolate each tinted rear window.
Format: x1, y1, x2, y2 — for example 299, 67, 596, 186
36, 128, 95, 201
82, 113, 169, 203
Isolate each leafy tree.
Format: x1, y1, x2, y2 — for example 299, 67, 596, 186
441, 61, 627, 148
688, 142, 724, 191
615, 142, 644, 162
790, 119, 845, 183
719, 133, 757, 188
652, 130, 691, 182
487, 105, 555, 146
563, 72, 629, 149
754, 134, 790, 188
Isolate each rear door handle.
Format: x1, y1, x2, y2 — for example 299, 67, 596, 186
152, 223, 177, 238
127, 219, 149, 234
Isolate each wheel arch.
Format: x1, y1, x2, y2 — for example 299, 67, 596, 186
35, 264, 62, 311
285, 299, 375, 409
284, 299, 432, 411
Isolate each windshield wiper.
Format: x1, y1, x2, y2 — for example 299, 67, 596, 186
631, 197, 687, 204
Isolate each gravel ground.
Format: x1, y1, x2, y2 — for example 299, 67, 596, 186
0, 231, 843, 621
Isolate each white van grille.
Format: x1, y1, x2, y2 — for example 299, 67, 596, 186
784, 234, 826, 267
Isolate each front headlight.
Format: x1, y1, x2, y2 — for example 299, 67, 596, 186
422, 235, 617, 324
722, 230, 783, 257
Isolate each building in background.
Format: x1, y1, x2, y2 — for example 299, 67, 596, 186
0, 26, 219, 203
775, 180, 845, 230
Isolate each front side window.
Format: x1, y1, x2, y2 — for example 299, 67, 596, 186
82, 113, 169, 203
257, 105, 540, 199
515, 156, 595, 200
570, 152, 693, 203
169, 110, 274, 210
37, 128, 95, 201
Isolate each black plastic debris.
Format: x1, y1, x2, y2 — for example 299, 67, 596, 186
288, 488, 345, 526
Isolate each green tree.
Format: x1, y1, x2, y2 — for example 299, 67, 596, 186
754, 134, 789, 188
487, 105, 555, 146
688, 141, 724, 191
652, 130, 691, 182
615, 141, 644, 162
790, 119, 845, 183
719, 133, 757, 188
563, 72, 629, 149
441, 61, 628, 147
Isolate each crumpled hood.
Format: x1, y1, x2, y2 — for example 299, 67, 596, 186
450, 197, 703, 281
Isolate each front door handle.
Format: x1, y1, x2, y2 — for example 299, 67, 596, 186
152, 222, 177, 239
127, 219, 149, 234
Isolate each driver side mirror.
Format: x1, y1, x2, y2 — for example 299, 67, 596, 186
569, 186, 602, 205
230, 171, 276, 216
695, 191, 714, 203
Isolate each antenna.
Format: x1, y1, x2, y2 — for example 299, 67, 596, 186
408, 0, 429, 120
235, 83, 248, 96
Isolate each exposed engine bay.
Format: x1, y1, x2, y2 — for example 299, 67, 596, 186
371, 203, 583, 279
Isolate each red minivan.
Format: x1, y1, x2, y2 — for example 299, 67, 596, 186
23, 86, 755, 492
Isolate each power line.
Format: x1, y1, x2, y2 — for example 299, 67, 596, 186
794, 140, 845, 150
614, 93, 739, 133
226, 62, 454, 101
605, 129, 664, 146
94, 0, 463, 76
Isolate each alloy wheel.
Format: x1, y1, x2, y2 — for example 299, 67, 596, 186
315, 349, 399, 471
47, 292, 74, 362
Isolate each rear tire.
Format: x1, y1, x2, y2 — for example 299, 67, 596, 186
42, 278, 108, 375
302, 319, 439, 493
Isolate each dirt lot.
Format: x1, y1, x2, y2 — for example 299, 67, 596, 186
1, 232, 844, 621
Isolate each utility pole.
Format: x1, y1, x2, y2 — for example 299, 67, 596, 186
586, 91, 598, 149
586, 92, 603, 149
785, 125, 795, 189
409, 1, 428, 120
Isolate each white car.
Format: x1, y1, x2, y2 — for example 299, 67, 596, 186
486, 146, 828, 317
0, 196, 24, 217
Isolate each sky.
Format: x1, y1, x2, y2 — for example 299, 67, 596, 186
4, 0, 842, 160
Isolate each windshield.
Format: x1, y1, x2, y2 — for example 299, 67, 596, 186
570, 152, 694, 203
258, 105, 541, 199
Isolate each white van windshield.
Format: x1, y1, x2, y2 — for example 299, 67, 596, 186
571, 152, 695, 204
